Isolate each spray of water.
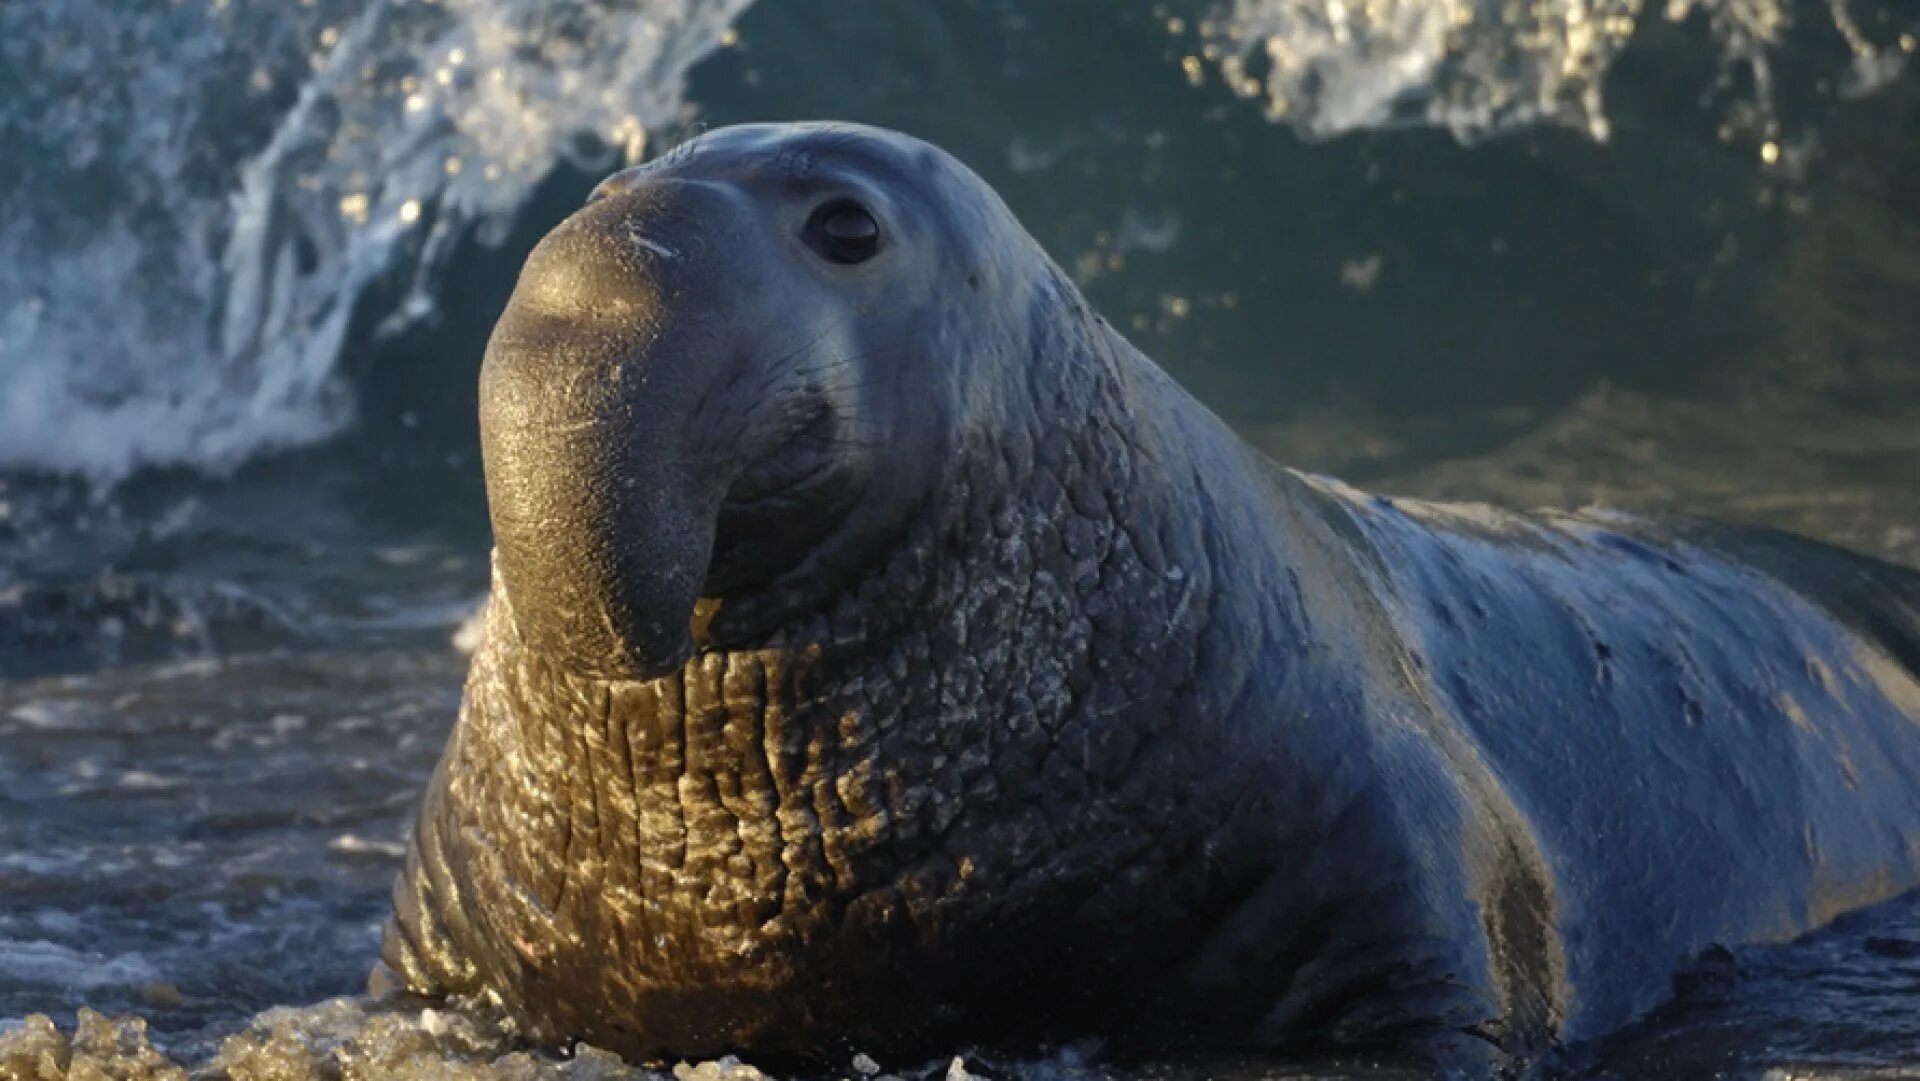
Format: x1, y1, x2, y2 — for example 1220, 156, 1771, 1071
0, 0, 749, 483
1202, 0, 1911, 142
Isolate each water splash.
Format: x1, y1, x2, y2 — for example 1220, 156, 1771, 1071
0, 1000, 1016, 1081
1202, 0, 1913, 142
0, 0, 750, 483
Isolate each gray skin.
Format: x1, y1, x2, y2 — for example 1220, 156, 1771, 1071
379, 122, 1920, 1071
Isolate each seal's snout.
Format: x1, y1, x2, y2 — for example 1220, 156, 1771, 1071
477, 186, 744, 683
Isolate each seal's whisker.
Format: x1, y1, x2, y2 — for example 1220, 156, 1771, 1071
766, 314, 857, 371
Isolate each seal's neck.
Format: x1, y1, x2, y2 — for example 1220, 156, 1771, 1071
415, 280, 1448, 1054
473, 270, 1311, 903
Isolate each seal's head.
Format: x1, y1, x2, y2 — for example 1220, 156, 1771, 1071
480, 123, 1039, 680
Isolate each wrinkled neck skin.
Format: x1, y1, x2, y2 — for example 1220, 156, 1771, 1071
384, 278, 1530, 1066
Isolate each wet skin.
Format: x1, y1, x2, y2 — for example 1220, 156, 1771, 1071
378, 122, 1920, 1071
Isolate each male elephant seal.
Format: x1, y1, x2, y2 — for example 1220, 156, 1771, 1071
379, 122, 1920, 1070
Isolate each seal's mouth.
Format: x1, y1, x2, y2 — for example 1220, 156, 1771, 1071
703, 404, 863, 613
722, 409, 843, 511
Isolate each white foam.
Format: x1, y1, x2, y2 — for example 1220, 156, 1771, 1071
0, 997, 1025, 1081
1206, 0, 1909, 142
0, 938, 162, 991
0, 0, 751, 483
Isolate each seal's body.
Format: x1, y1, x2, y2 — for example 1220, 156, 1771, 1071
380, 123, 1920, 1068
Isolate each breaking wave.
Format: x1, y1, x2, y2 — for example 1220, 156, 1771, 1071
0, 0, 750, 482
1203, 0, 1912, 141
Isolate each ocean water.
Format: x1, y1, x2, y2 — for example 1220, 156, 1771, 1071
2, 0, 1919, 1076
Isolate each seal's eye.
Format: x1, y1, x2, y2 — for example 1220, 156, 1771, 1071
804, 201, 881, 265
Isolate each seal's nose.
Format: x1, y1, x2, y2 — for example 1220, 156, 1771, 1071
477, 180, 755, 683
506, 176, 756, 335
504, 200, 665, 329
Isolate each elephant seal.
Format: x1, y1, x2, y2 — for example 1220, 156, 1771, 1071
378, 122, 1920, 1070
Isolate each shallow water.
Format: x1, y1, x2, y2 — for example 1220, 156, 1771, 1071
4, 0, 1920, 1076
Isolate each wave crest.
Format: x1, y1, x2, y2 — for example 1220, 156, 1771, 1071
0, 0, 748, 482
